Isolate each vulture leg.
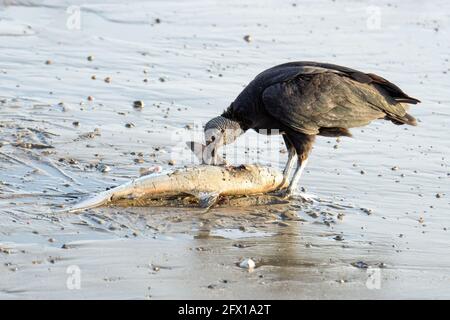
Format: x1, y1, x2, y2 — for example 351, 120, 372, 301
283, 132, 315, 200
280, 134, 297, 189
285, 159, 308, 198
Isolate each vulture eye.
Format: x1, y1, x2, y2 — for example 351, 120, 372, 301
211, 136, 216, 142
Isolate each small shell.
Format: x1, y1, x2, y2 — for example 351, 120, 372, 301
97, 164, 111, 173
139, 166, 162, 176
133, 100, 144, 109
239, 258, 256, 270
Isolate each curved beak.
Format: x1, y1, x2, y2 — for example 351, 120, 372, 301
204, 139, 217, 165
204, 140, 225, 165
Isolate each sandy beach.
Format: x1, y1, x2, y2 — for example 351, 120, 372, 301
0, 0, 449, 299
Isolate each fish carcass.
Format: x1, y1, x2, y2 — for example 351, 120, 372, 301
66, 164, 284, 213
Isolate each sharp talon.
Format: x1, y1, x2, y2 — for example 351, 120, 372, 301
282, 191, 293, 200
278, 180, 289, 190
271, 189, 292, 200
269, 190, 283, 197
271, 189, 313, 203
298, 194, 314, 204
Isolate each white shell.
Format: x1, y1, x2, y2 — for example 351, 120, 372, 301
139, 165, 162, 176
97, 164, 111, 173
239, 258, 256, 270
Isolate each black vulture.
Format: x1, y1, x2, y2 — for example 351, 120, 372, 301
204, 61, 420, 198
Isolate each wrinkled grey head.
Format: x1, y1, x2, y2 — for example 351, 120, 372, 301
203, 116, 244, 164
204, 116, 244, 146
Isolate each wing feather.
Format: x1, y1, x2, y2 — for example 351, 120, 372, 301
261, 61, 420, 104
261, 72, 404, 134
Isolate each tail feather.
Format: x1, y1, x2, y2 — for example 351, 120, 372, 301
385, 113, 417, 126
318, 127, 353, 137
395, 97, 421, 104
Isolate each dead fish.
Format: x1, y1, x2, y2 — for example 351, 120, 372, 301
65, 164, 283, 213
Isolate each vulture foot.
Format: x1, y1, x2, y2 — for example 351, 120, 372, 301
271, 189, 313, 203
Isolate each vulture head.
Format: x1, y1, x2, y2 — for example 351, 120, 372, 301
203, 116, 244, 165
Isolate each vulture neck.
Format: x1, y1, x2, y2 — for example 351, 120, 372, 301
221, 105, 250, 132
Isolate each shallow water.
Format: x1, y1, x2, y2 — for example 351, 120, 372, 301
0, 0, 449, 299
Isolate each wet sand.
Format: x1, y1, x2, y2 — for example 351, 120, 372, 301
0, 0, 449, 299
